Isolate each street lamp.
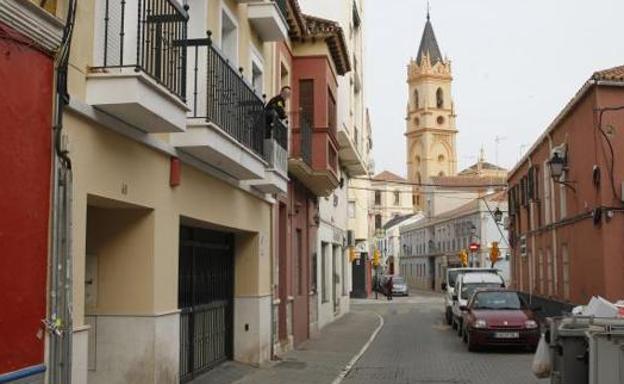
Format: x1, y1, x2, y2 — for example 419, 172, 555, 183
548, 152, 566, 179
548, 151, 577, 192
493, 207, 503, 224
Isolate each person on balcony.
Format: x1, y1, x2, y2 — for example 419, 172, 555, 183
264, 86, 291, 139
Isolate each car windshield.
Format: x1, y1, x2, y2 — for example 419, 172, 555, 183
460, 283, 502, 300
472, 291, 525, 310
393, 277, 405, 284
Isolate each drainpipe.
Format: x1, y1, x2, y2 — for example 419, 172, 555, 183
45, 0, 77, 382
527, 157, 535, 303
547, 133, 559, 299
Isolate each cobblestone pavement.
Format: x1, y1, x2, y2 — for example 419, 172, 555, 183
344, 293, 548, 384
191, 291, 548, 384
190, 309, 380, 384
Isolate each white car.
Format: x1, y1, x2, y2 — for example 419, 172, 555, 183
442, 267, 501, 325
451, 272, 505, 336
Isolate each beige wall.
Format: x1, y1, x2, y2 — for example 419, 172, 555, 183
68, 111, 272, 324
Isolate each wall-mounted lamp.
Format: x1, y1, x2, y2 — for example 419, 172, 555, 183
548, 152, 576, 192
493, 207, 503, 224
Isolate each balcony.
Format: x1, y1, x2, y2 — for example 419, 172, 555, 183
246, 0, 289, 42
171, 36, 288, 192
289, 119, 339, 197
86, 0, 189, 133
337, 128, 367, 176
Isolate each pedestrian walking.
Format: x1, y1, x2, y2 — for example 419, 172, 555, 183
386, 276, 393, 301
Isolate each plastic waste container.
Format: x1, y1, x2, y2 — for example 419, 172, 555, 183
587, 322, 624, 384
548, 317, 590, 384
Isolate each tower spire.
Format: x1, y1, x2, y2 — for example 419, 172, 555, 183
416, 9, 443, 66
427, 0, 430, 20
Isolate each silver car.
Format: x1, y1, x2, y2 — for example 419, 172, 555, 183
391, 276, 409, 296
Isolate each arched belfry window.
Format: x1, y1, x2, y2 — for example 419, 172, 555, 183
436, 88, 444, 108
414, 89, 419, 109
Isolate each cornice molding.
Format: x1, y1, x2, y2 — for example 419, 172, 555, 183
0, 0, 64, 54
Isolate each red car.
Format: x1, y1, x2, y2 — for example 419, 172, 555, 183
460, 289, 540, 352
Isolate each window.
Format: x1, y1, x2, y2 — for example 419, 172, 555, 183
436, 88, 444, 108
220, 7, 238, 65
438, 154, 445, 163
416, 195, 421, 206
299, 79, 314, 126
251, 58, 263, 94
374, 191, 381, 205
375, 214, 382, 230
414, 89, 419, 109
328, 89, 337, 136
546, 249, 553, 296
562, 245, 570, 300
438, 171, 445, 176
348, 201, 356, 218
394, 191, 400, 205
543, 160, 552, 225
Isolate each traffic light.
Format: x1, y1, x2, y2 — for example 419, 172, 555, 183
490, 241, 501, 267
373, 249, 381, 267
458, 249, 468, 267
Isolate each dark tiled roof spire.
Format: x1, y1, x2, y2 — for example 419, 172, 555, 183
416, 11, 443, 66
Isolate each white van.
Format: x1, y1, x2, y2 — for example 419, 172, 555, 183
451, 272, 505, 335
442, 267, 501, 325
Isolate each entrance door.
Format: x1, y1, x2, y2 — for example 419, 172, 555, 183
179, 226, 234, 382
333, 246, 340, 314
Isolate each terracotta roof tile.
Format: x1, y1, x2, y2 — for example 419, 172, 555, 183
372, 170, 406, 182
593, 65, 624, 81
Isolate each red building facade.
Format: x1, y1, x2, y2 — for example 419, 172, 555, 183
0, 20, 56, 377
508, 66, 624, 306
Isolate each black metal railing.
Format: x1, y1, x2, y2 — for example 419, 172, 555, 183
300, 118, 313, 166
187, 34, 263, 156
273, 0, 288, 20
93, 0, 188, 99
187, 33, 288, 159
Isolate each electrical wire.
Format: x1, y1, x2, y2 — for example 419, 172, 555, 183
595, 106, 624, 205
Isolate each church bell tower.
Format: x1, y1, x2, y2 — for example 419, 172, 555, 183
406, 12, 458, 210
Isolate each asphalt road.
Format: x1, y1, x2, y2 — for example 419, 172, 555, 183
344, 293, 549, 384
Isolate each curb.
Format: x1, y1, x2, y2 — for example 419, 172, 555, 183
331, 312, 385, 384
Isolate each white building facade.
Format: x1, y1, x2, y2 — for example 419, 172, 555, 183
400, 194, 510, 291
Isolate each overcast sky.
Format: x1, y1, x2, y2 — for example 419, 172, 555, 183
364, 0, 624, 177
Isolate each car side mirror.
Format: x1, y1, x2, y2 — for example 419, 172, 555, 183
441, 282, 447, 291
531, 305, 543, 312
459, 305, 468, 311
452, 294, 458, 301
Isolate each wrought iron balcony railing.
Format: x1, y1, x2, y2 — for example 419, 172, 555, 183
92, 0, 188, 99
300, 118, 313, 166
187, 33, 287, 164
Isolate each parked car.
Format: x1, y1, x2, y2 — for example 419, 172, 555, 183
451, 272, 505, 335
460, 289, 540, 351
442, 267, 502, 325
390, 276, 409, 296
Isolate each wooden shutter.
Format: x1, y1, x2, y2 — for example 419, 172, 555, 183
299, 79, 314, 126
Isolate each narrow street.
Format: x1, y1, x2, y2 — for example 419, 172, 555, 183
345, 293, 547, 384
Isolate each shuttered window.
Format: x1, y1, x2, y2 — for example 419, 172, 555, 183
299, 79, 314, 126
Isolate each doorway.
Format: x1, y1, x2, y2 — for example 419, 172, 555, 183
179, 226, 234, 382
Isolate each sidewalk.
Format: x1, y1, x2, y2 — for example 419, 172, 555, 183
190, 309, 380, 384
